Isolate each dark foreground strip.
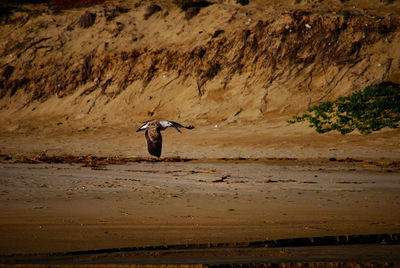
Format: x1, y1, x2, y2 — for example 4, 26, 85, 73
0, 263, 398, 268
1, 235, 399, 266
0, 263, 397, 268
3, 233, 398, 258
64, 233, 400, 256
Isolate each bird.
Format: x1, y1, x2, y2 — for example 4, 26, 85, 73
136, 120, 194, 157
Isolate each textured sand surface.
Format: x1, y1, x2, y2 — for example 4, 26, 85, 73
0, 157, 399, 255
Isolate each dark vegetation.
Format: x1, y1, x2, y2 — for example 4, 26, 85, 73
1, 0, 105, 10
0, 0, 49, 23
236, 0, 250, 5
174, 0, 213, 19
174, 0, 213, 10
174, 0, 194, 10
288, 82, 400, 135
144, 4, 161, 20
0, 0, 104, 24
49, 0, 104, 10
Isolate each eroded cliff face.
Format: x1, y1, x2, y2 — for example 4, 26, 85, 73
1, 0, 399, 128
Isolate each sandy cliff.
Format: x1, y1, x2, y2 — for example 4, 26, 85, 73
0, 0, 399, 159
1, 0, 400, 127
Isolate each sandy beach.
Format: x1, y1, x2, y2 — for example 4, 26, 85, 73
1, 0, 400, 265
0, 120, 399, 264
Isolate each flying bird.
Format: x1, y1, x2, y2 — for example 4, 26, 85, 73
136, 120, 194, 157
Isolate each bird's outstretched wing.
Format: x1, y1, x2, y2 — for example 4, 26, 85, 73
145, 129, 162, 157
167, 121, 195, 133
136, 122, 149, 132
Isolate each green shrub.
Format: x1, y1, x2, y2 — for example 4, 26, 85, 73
287, 82, 400, 134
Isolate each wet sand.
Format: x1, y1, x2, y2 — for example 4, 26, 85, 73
0, 157, 399, 258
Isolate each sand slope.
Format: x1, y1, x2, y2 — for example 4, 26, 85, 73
1, 0, 400, 130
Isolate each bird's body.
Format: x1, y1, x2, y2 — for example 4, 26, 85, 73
136, 120, 194, 157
